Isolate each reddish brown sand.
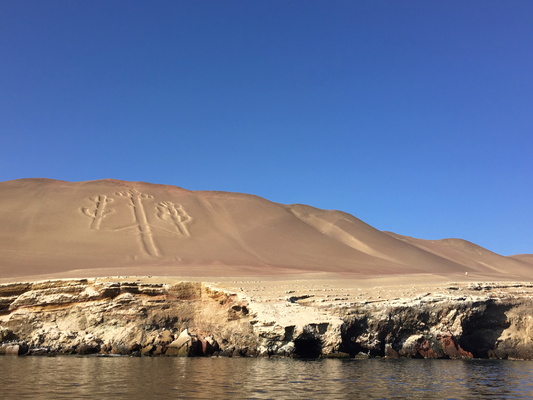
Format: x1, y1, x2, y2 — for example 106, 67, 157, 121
0, 178, 532, 291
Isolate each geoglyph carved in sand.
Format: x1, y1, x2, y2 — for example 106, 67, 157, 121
80, 189, 192, 257
156, 201, 192, 237
81, 195, 115, 230
115, 189, 159, 256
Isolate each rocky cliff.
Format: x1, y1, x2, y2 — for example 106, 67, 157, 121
2, 278, 533, 360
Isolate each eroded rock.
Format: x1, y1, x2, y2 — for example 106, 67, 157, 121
166, 329, 198, 357
2, 278, 533, 360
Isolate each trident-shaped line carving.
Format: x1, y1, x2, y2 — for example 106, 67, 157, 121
80, 189, 193, 257
115, 189, 159, 257
81, 195, 114, 230
156, 201, 192, 237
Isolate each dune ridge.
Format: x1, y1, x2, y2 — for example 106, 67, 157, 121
2, 178, 533, 361
0, 178, 531, 281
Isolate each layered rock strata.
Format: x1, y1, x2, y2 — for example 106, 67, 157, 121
1, 279, 533, 360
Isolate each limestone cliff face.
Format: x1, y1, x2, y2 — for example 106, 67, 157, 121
336, 286, 533, 360
0, 279, 255, 357
1, 279, 533, 360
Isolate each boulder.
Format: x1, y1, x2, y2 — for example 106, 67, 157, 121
438, 334, 472, 359
110, 344, 129, 355
198, 335, 219, 356
28, 348, 51, 356
165, 329, 198, 357
152, 345, 164, 356
141, 344, 154, 356
416, 337, 439, 359
4, 343, 28, 356
397, 335, 440, 359
384, 344, 399, 359
277, 342, 296, 357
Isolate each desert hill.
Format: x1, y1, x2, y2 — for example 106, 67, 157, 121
0, 178, 531, 281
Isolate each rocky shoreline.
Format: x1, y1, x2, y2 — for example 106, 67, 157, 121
1, 278, 533, 360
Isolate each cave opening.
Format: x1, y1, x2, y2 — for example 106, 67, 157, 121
294, 337, 322, 358
458, 303, 512, 358
339, 319, 372, 357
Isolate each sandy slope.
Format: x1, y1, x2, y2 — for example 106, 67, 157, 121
0, 178, 531, 282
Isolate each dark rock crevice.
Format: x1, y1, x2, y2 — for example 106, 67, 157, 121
294, 337, 322, 358
339, 316, 370, 357
336, 298, 533, 360
458, 303, 513, 358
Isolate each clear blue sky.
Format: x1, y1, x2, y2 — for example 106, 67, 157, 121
1, 1, 532, 255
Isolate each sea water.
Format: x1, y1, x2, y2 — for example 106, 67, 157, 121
1, 357, 533, 399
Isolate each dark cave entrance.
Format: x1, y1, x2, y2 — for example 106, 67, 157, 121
294, 337, 322, 358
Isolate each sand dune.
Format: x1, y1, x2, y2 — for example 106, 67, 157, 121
0, 178, 531, 281
385, 233, 533, 279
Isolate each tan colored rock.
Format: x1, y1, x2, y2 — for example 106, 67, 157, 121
2, 276, 533, 360
141, 332, 157, 347
168, 282, 202, 300
4, 343, 28, 355
166, 329, 198, 357
141, 344, 154, 356
154, 330, 173, 346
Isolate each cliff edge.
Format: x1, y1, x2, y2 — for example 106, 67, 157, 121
2, 277, 533, 360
